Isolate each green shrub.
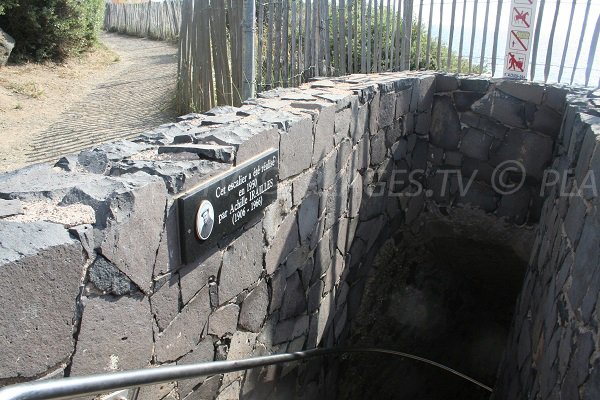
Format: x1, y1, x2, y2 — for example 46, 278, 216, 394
0, 0, 104, 62
0, 1, 18, 16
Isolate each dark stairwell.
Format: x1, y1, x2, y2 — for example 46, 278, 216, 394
337, 219, 529, 400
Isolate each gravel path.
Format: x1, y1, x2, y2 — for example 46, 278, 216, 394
26, 33, 178, 165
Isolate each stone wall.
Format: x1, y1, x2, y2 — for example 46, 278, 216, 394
494, 91, 600, 399
0, 72, 598, 400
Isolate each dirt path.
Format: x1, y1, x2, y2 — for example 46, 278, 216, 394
0, 32, 178, 173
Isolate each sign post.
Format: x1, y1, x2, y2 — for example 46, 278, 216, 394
503, 0, 538, 80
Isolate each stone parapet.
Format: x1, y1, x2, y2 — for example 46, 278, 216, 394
0, 73, 598, 399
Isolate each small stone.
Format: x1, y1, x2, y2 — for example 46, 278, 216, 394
416, 75, 436, 112
379, 92, 396, 128
460, 128, 492, 161
217, 381, 241, 400
177, 339, 215, 398
564, 195, 587, 246
496, 80, 544, 104
176, 112, 203, 122
69, 224, 94, 258
335, 107, 352, 139
490, 128, 553, 180
202, 115, 242, 125
474, 90, 527, 128
459, 78, 489, 92
205, 106, 242, 116
220, 222, 264, 303
158, 144, 235, 163
280, 272, 307, 319
179, 250, 222, 305
496, 187, 531, 225
544, 86, 569, 112
428, 145, 445, 165
0, 221, 84, 379
151, 274, 180, 332
222, 332, 258, 387
0, 163, 103, 201
370, 131, 387, 165
99, 175, 168, 294
154, 285, 211, 363
292, 172, 318, 205
78, 141, 151, 174
0, 199, 22, 217
396, 88, 412, 117
187, 374, 222, 400
530, 106, 562, 138
70, 295, 153, 376
316, 292, 334, 344
89, 255, 135, 296
313, 106, 336, 164
239, 281, 269, 332
54, 154, 78, 172
307, 279, 325, 312
281, 92, 317, 101
453, 91, 486, 112
279, 117, 313, 179
429, 96, 461, 150
208, 304, 240, 337
265, 212, 299, 275
273, 315, 309, 344
435, 74, 459, 92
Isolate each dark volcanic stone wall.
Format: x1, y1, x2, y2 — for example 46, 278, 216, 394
335, 76, 585, 400
0, 72, 598, 400
0, 72, 443, 399
494, 91, 600, 400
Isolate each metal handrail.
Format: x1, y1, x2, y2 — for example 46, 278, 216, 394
0, 347, 493, 400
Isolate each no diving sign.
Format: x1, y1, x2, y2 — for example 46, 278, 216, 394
503, 0, 537, 79
509, 30, 530, 52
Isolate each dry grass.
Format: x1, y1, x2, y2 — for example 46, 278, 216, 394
4, 81, 45, 98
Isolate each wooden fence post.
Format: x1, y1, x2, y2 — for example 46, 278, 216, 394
242, 0, 257, 101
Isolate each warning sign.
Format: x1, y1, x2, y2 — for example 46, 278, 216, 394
512, 7, 532, 28
506, 52, 527, 72
503, 0, 537, 80
509, 30, 530, 52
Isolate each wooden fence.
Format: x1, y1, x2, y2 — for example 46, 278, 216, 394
177, 0, 600, 114
177, 0, 247, 113
104, 1, 182, 41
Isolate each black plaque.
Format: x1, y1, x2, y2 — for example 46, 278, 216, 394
177, 149, 279, 264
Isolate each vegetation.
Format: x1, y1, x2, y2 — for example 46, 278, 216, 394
0, 0, 104, 62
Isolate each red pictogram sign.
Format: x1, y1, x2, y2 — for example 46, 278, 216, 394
504, 0, 536, 79
509, 30, 530, 51
507, 52, 526, 72
512, 7, 532, 28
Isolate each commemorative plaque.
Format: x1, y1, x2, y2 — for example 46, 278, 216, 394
177, 149, 279, 264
